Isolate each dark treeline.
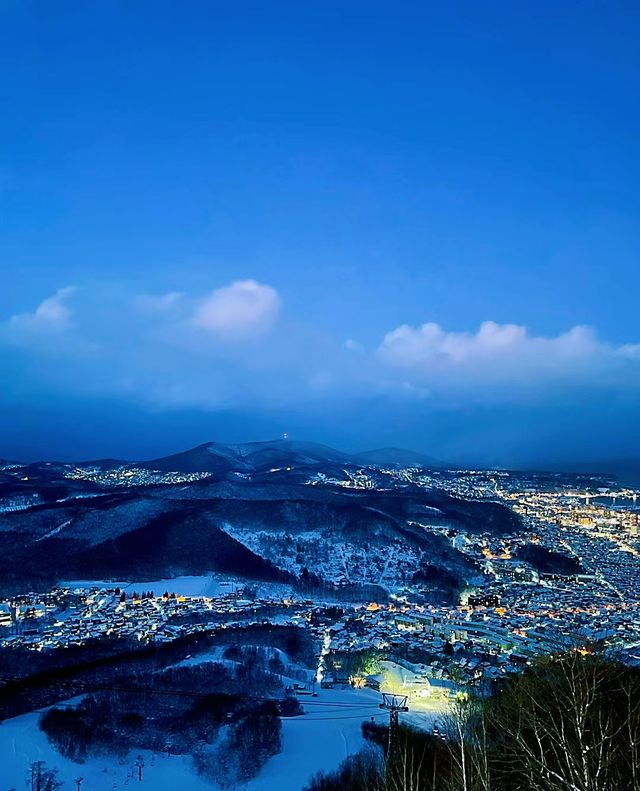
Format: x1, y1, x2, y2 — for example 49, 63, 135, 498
0, 623, 315, 720
422, 494, 523, 536
40, 655, 299, 787
412, 563, 465, 604
68, 506, 293, 583
0, 496, 294, 597
306, 652, 640, 791
515, 543, 584, 575
294, 571, 391, 604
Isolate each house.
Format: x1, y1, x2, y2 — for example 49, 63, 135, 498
0, 604, 11, 627
367, 661, 433, 697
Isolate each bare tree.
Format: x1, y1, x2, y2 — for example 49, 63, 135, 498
383, 734, 427, 791
29, 762, 62, 791
486, 652, 640, 791
444, 693, 492, 791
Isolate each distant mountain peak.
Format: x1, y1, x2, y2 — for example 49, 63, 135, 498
134, 439, 442, 475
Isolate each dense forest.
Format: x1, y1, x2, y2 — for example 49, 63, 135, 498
515, 543, 584, 576
0, 623, 315, 720
40, 648, 304, 787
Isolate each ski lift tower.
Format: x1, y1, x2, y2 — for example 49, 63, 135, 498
380, 693, 409, 758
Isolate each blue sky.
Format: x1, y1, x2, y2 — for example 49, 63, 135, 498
1, 1, 639, 464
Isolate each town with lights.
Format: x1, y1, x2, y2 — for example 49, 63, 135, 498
2, 465, 639, 709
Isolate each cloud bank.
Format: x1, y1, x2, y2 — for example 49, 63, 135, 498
2, 281, 640, 463
378, 319, 640, 389
380, 321, 599, 367
4, 284, 640, 402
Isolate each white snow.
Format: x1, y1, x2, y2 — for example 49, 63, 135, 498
0, 686, 401, 791
0, 707, 214, 791
246, 686, 386, 791
36, 519, 73, 542
59, 575, 236, 598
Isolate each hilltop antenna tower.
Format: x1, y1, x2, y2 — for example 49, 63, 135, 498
380, 693, 409, 759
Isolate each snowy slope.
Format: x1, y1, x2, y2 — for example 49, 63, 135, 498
0, 687, 390, 791
0, 707, 214, 791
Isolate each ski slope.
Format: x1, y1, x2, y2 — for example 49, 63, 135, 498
0, 687, 395, 791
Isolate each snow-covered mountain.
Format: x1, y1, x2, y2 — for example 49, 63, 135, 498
0, 440, 520, 598
140, 439, 352, 474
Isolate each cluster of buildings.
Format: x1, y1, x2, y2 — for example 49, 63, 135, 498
317, 468, 640, 694
499, 483, 640, 601
63, 466, 212, 487
0, 586, 313, 653
322, 580, 640, 694
1, 465, 639, 701
0, 492, 42, 513
307, 469, 376, 489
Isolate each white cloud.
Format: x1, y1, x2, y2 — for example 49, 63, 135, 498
8, 286, 78, 334
377, 320, 640, 396
191, 279, 281, 339
4, 280, 640, 419
380, 321, 599, 367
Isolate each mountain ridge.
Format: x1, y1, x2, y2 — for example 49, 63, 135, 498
138, 439, 443, 474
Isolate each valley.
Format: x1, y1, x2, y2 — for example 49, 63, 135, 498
0, 440, 638, 789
